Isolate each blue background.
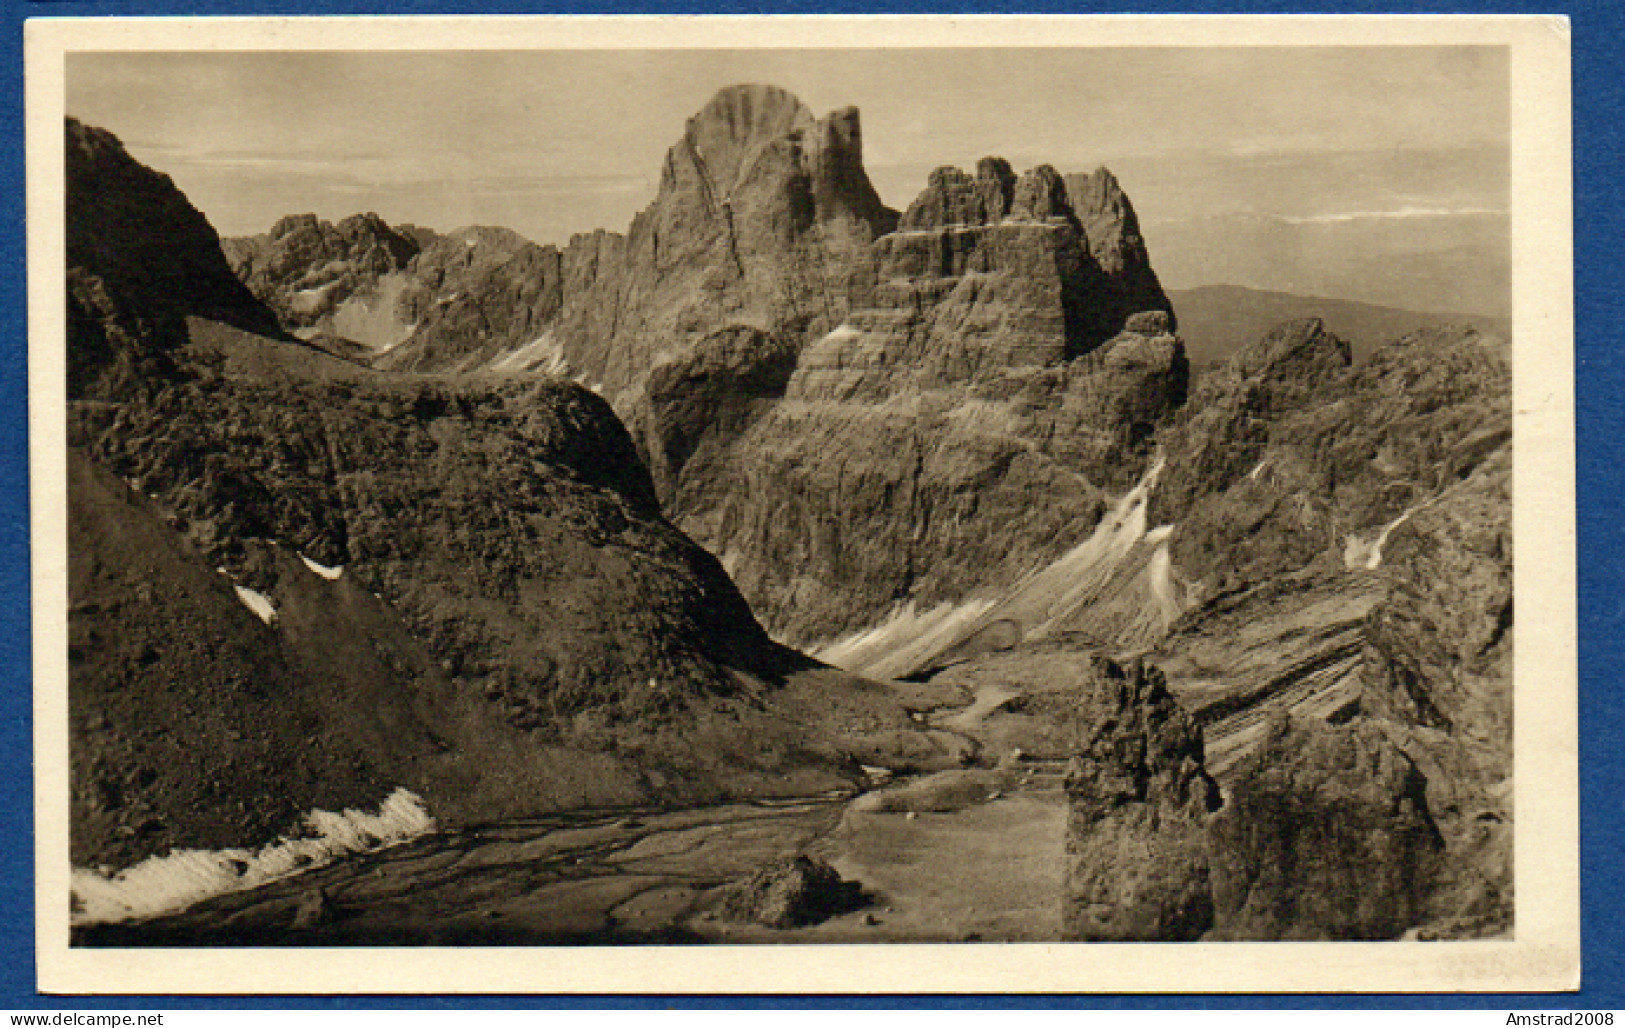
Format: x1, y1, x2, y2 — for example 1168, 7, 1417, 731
2, 0, 1617, 1010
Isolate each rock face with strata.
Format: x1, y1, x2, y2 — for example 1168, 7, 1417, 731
690, 159, 1183, 644
1139, 320, 1511, 937
1145, 321, 1510, 765
706, 319, 1186, 645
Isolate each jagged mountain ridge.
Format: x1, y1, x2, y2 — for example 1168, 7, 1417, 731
220, 84, 1183, 648
66, 116, 962, 871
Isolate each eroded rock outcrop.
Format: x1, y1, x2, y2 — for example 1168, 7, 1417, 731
1142, 320, 1511, 937
1060, 660, 1448, 941
75, 348, 785, 723
1062, 657, 1219, 941
211, 92, 1184, 655
376, 226, 566, 372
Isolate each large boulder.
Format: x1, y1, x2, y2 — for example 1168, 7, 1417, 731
720, 855, 864, 928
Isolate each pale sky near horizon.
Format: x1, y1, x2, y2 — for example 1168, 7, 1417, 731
67, 46, 1508, 276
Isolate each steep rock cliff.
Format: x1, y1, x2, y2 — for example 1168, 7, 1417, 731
375, 226, 565, 372
548, 84, 898, 403
694, 161, 1182, 645
66, 116, 280, 397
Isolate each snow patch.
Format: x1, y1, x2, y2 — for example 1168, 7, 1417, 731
72, 788, 435, 926
1343, 508, 1416, 571
820, 324, 862, 346
1144, 524, 1175, 546
820, 459, 1173, 679
232, 584, 277, 626
491, 331, 570, 376
299, 553, 343, 581
814, 598, 999, 683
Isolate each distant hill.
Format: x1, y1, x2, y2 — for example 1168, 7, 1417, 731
1146, 208, 1510, 323
1167, 284, 1510, 367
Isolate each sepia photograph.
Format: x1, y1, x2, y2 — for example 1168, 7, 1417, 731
27, 15, 1577, 993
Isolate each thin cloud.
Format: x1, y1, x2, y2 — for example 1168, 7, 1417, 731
1280, 206, 1507, 225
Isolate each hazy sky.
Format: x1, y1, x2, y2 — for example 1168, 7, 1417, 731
68, 46, 1508, 289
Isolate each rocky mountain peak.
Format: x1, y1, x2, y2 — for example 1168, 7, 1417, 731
65, 115, 122, 164
801, 105, 898, 235
1010, 164, 1073, 222
1228, 316, 1352, 383
667, 84, 816, 201
898, 159, 1028, 230
1064, 167, 1167, 296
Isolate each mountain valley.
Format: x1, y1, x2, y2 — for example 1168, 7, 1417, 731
62, 84, 1513, 945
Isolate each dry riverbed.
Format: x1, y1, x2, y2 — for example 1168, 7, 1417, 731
77, 678, 1070, 946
